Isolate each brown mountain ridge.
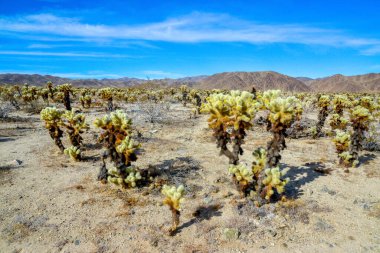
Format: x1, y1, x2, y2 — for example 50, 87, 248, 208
0, 72, 379, 92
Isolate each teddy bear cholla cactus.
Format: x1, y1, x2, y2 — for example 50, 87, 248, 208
40, 107, 65, 152
262, 91, 303, 167
314, 95, 330, 137
98, 87, 114, 111
57, 84, 74, 110
349, 106, 373, 164
61, 109, 88, 147
64, 146, 81, 161
60, 109, 88, 161
329, 95, 351, 131
229, 147, 289, 204
333, 129, 354, 167
161, 184, 185, 235
201, 90, 256, 165
94, 110, 142, 188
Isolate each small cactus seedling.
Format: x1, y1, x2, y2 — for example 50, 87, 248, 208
64, 146, 81, 161
94, 110, 142, 188
40, 107, 65, 152
161, 184, 185, 235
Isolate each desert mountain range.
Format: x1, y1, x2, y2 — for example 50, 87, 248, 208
0, 72, 379, 93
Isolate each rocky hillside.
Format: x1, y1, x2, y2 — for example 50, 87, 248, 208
1, 72, 379, 92
197, 71, 310, 92
309, 73, 380, 92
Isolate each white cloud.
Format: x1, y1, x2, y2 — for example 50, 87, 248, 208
0, 12, 379, 53
360, 45, 380, 56
142, 70, 183, 79
0, 50, 129, 57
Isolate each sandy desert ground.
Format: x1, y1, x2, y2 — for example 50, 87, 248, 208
0, 103, 379, 253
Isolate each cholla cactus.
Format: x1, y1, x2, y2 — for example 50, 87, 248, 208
94, 110, 142, 188
315, 95, 330, 137
57, 84, 74, 110
202, 90, 256, 165
260, 167, 289, 200
64, 146, 81, 161
107, 166, 142, 187
228, 163, 253, 194
162, 184, 185, 234
264, 93, 302, 167
98, 88, 114, 111
61, 109, 88, 147
251, 147, 267, 178
40, 107, 65, 152
333, 130, 352, 166
332, 95, 350, 115
80, 94, 92, 108
349, 106, 373, 164
329, 113, 348, 131
180, 85, 190, 106
329, 95, 351, 131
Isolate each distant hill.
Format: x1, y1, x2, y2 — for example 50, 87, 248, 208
197, 71, 310, 92
296, 77, 315, 86
1, 72, 379, 92
309, 73, 380, 92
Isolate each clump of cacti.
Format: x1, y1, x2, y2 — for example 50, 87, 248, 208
161, 184, 185, 235
201, 90, 256, 165
94, 110, 142, 188
40, 107, 65, 152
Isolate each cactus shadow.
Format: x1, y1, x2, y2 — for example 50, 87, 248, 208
173, 204, 223, 235
0, 137, 15, 142
282, 162, 328, 199
148, 156, 201, 185
358, 153, 376, 166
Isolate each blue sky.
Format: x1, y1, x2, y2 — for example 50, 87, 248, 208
0, 0, 379, 79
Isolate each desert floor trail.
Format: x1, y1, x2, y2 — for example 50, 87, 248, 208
1, 104, 379, 253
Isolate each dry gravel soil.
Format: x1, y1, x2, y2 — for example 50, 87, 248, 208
0, 103, 379, 253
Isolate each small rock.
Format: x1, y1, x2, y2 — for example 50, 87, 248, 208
223, 192, 233, 198
223, 228, 240, 240
74, 240, 80, 245
314, 219, 334, 232
203, 197, 213, 205
320, 185, 336, 195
